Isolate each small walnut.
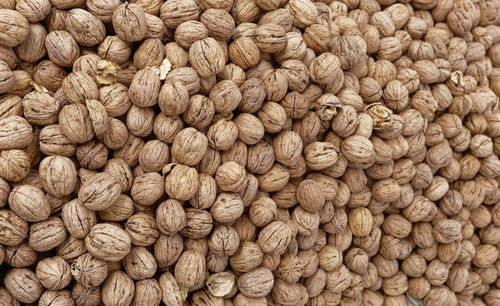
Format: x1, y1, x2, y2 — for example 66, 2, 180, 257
189, 173, 217, 210
309, 53, 342, 85
208, 225, 240, 256
189, 38, 225, 78
258, 102, 287, 133
207, 119, 238, 151
61, 199, 96, 239
44, 31, 80, 67
129, 68, 161, 108
158, 81, 189, 117
201, 9, 235, 41
209, 80, 242, 113
182, 94, 214, 130
58, 104, 95, 145
76, 141, 108, 170
66, 8, 105, 47
234, 113, 265, 145
249, 197, 277, 228
473, 244, 499, 268
0, 209, 28, 246
348, 208, 373, 237
85, 223, 132, 261
0, 60, 14, 94
247, 141, 275, 175
258, 164, 290, 193
132, 278, 162, 306
260, 69, 288, 102
138, 140, 169, 173
158, 271, 184, 306
180, 208, 213, 239
123, 246, 157, 281
295, 179, 325, 213
72, 283, 102, 306
319, 245, 342, 272
229, 37, 260, 70
134, 38, 165, 69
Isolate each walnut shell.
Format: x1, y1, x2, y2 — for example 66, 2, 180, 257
78, 172, 121, 211
0, 9, 30, 47
238, 267, 274, 298
0, 115, 32, 150
85, 223, 132, 261
8, 184, 50, 222
4, 268, 43, 303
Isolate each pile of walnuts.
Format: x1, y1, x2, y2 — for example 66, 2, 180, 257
0, 0, 499, 305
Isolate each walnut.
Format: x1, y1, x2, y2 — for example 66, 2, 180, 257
257, 221, 293, 256
123, 246, 157, 281
257, 164, 290, 193
112, 3, 147, 42
182, 95, 215, 130
102, 271, 135, 306
238, 267, 274, 298
174, 250, 206, 291
0, 209, 28, 246
78, 172, 121, 211
156, 199, 186, 236
208, 225, 240, 256
129, 68, 161, 108
85, 223, 131, 261
70, 253, 108, 288
164, 163, 199, 201
39, 155, 77, 197
125, 213, 160, 247
36, 256, 71, 291
4, 268, 43, 303
0, 9, 29, 47
229, 37, 260, 69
